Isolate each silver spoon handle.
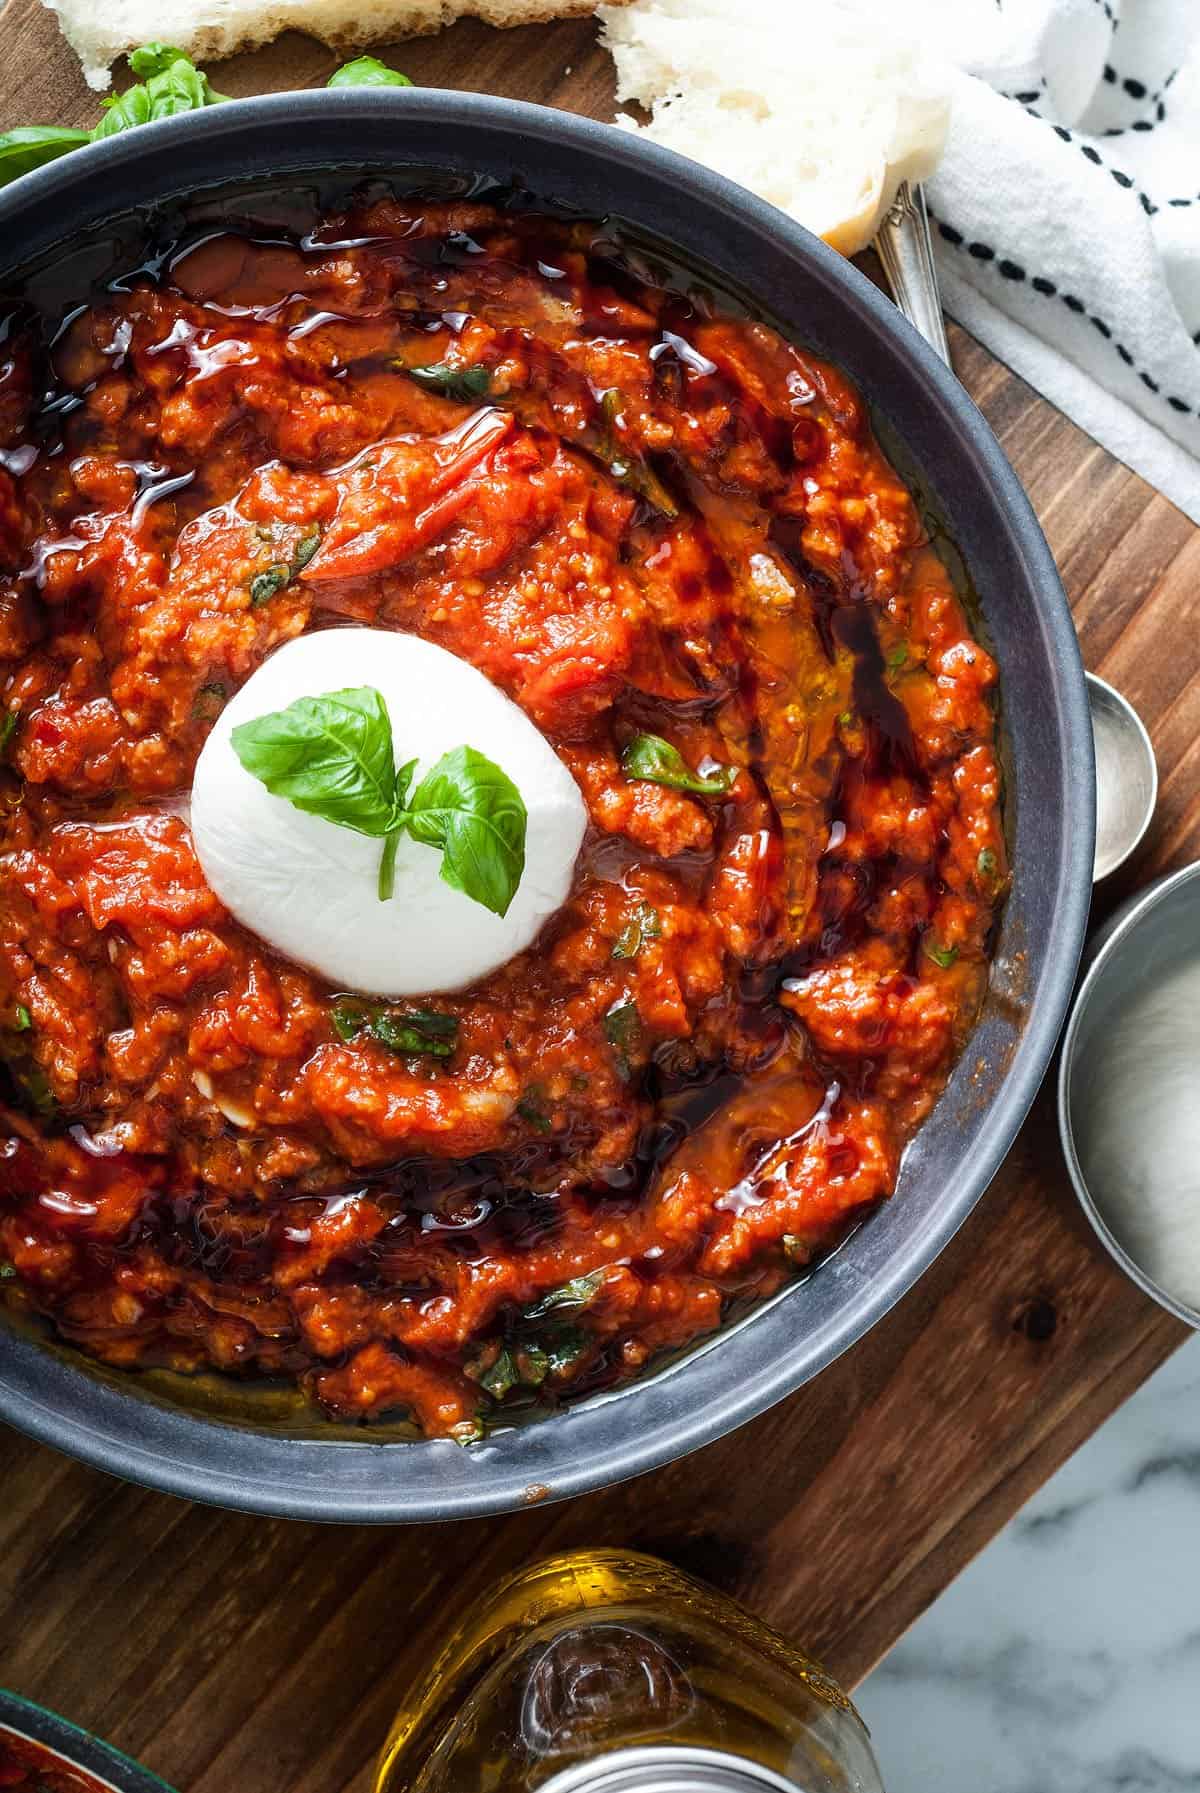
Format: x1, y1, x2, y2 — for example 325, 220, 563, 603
873, 181, 951, 366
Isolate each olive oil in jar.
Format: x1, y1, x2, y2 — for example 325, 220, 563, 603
374, 1549, 884, 1792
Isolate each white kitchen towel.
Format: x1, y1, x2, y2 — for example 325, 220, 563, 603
917, 0, 1200, 521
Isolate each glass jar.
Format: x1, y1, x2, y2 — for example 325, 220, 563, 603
374, 1548, 884, 1792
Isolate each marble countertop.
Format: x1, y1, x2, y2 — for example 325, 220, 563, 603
857, 1340, 1200, 1792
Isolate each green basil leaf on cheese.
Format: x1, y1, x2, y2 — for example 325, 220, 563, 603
405, 745, 528, 918
231, 686, 399, 838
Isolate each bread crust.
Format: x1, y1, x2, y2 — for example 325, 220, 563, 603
43, 0, 629, 89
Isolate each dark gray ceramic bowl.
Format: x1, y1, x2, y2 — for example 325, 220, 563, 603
0, 1688, 174, 1791
0, 89, 1094, 1521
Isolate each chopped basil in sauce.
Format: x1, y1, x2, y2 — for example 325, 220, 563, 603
612, 903, 662, 960
620, 733, 736, 797
523, 1268, 605, 1320
331, 999, 458, 1058
404, 362, 493, 402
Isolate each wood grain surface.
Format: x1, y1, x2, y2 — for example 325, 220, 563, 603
1, 11, 1197, 1791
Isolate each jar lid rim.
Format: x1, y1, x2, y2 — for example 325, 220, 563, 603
536, 1744, 806, 1793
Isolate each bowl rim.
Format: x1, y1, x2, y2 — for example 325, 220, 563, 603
1086, 671, 1158, 883
0, 1688, 175, 1792
1057, 858, 1200, 1329
0, 86, 1096, 1521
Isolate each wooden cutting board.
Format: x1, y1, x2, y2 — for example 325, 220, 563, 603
1, 12, 1197, 1792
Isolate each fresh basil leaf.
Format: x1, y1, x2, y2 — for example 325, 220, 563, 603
620, 733, 736, 797
233, 684, 528, 914
923, 938, 958, 969
127, 42, 189, 77
524, 1269, 605, 1320
327, 56, 413, 88
370, 1009, 458, 1059
231, 685, 398, 837
0, 127, 91, 188
93, 54, 221, 139
405, 362, 492, 403
612, 902, 661, 960
406, 745, 528, 918
0, 708, 18, 755
14, 1006, 32, 1032
0, 49, 223, 190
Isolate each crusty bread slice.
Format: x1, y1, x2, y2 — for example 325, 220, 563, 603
597, 0, 951, 255
44, 0, 615, 90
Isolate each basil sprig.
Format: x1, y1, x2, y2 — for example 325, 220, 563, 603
231, 685, 528, 914
0, 46, 411, 190
620, 733, 736, 797
93, 43, 229, 137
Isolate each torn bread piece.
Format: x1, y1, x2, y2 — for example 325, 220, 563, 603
597, 0, 952, 255
43, 0, 620, 91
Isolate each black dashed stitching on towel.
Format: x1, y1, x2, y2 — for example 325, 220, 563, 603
1047, 122, 1159, 214
929, 214, 1196, 425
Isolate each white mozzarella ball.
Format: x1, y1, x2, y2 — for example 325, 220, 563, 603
190, 628, 588, 996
